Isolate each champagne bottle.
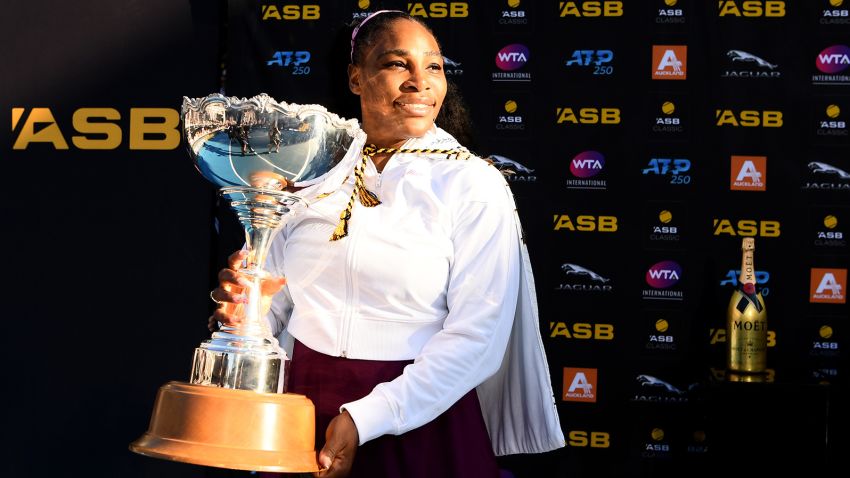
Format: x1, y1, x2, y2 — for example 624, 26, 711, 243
726, 237, 768, 373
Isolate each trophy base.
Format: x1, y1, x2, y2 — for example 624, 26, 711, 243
130, 381, 320, 472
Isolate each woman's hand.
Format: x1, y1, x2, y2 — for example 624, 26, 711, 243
208, 250, 287, 331
315, 411, 359, 478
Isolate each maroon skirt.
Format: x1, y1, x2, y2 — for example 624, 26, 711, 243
269, 340, 500, 478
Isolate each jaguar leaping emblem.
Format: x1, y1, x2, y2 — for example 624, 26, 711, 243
727, 50, 777, 70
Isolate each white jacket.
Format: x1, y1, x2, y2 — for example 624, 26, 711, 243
264, 126, 564, 455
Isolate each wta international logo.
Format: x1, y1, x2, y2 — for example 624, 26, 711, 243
493, 44, 531, 81
567, 150, 606, 190
814, 45, 850, 84
652, 45, 687, 80
643, 260, 684, 300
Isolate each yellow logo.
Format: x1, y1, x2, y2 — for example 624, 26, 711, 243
716, 109, 783, 127
504, 100, 518, 113
820, 325, 834, 339
661, 101, 676, 115
408, 2, 469, 18
826, 104, 841, 118
559, 1, 624, 17
709, 328, 777, 347
712, 219, 781, 237
556, 107, 621, 124
655, 319, 669, 332
824, 215, 838, 229
11, 107, 179, 150
260, 4, 320, 20
567, 430, 610, 448
553, 214, 618, 232
718, 1, 786, 17
549, 322, 615, 340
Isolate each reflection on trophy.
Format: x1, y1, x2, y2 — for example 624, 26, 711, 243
130, 93, 363, 472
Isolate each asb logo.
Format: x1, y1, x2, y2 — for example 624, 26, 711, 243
730, 155, 767, 191
260, 4, 320, 20
11, 107, 179, 150
645, 315, 677, 351
555, 107, 621, 125
556, 263, 613, 292
549, 321, 615, 340
653, 100, 684, 134
408, 1, 469, 18
656, 0, 685, 24
642, 427, 673, 458
813, 212, 847, 248
567, 151, 606, 190
496, 100, 525, 131
558, 1, 623, 17
652, 45, 687, 80
814, 45, 850, 85
566, 430, 610, 448
718, 1, 786, 17
804, 161, 850, 191
817, 104, 848, 136
642, 158, 692, 185
486, 155, 536, 182
722, 50, 780, 78
715, 109, 783, 127
563, 367, 597, 403
713, 218, 781, 237
810, 268, 847, 303
499, 0, 529, 26
493, 44, 531, 82
821, 0, 850, 24
647, 207, 682, 243
553, 214, 618, 232
811, 324, 840, 357
267, 50, 311, 75
565, 50, 614, 76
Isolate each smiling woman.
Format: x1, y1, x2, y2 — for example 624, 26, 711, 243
210, 10, 564, 478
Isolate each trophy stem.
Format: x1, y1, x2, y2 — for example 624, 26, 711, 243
190, 187, 303, 393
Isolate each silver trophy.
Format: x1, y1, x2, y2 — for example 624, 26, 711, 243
130, 93, 363, 472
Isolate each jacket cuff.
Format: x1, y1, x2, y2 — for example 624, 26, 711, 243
340, 391, 396, 445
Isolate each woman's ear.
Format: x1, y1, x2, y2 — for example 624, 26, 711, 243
348, 64, 362, 95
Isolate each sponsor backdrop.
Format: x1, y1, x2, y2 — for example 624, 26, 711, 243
4, 0, 848, 476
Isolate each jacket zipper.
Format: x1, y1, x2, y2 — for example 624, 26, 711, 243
338, 196, 363, 358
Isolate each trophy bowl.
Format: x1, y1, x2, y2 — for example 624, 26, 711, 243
130, 93, 365, 472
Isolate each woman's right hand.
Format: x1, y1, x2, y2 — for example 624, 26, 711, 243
208, 250, 287, 332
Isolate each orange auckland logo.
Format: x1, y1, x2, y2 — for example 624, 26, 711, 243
563, 367, 597, 402
810, 268, 847, 303
652, 45, 687, 80
730, 155, 767, 191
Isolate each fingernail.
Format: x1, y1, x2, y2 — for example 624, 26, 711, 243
320, 456, 332, 468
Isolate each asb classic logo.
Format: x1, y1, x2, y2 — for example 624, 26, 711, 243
812, 212, 847, 248
810, 268, 847, 303
493, 44, 531, 82
656, 0, 686, 24
817, 103, 847, 136
730, 155, 767, 191
821, 0, 850, 24
652, 45, 687, 80
563, 367, 597, 403
643, 260, 683, 300
567, 151, 606, 190
653, 100, 684, 134
495, 99, 525, 131
813, 45, 850, 85
498, 0, 529, 26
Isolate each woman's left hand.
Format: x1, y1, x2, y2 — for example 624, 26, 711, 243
315, 411, 359, 478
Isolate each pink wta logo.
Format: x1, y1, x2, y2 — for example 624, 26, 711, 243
570, 151, 605, 178
816, 45, 850, 74
646, 260, 682, 289
495, 44, 530, 71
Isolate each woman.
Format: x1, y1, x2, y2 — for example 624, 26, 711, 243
210, 10, 564, 478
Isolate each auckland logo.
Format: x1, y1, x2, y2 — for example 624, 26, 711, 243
556, 263, 613, 292
643, 260, 684, 300
722, 50, 780, 78
567, 151, 606, 189
493, 44, 531, 81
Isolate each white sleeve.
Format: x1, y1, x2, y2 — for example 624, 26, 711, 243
263, 234, 294, 340
341, 166, 519, 445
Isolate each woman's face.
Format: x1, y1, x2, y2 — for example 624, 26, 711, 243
348, 19, 447, 147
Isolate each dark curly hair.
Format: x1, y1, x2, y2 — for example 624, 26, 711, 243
330, 11, 476, 149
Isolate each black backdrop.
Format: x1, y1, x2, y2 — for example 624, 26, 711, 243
3, 1, 849, 476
